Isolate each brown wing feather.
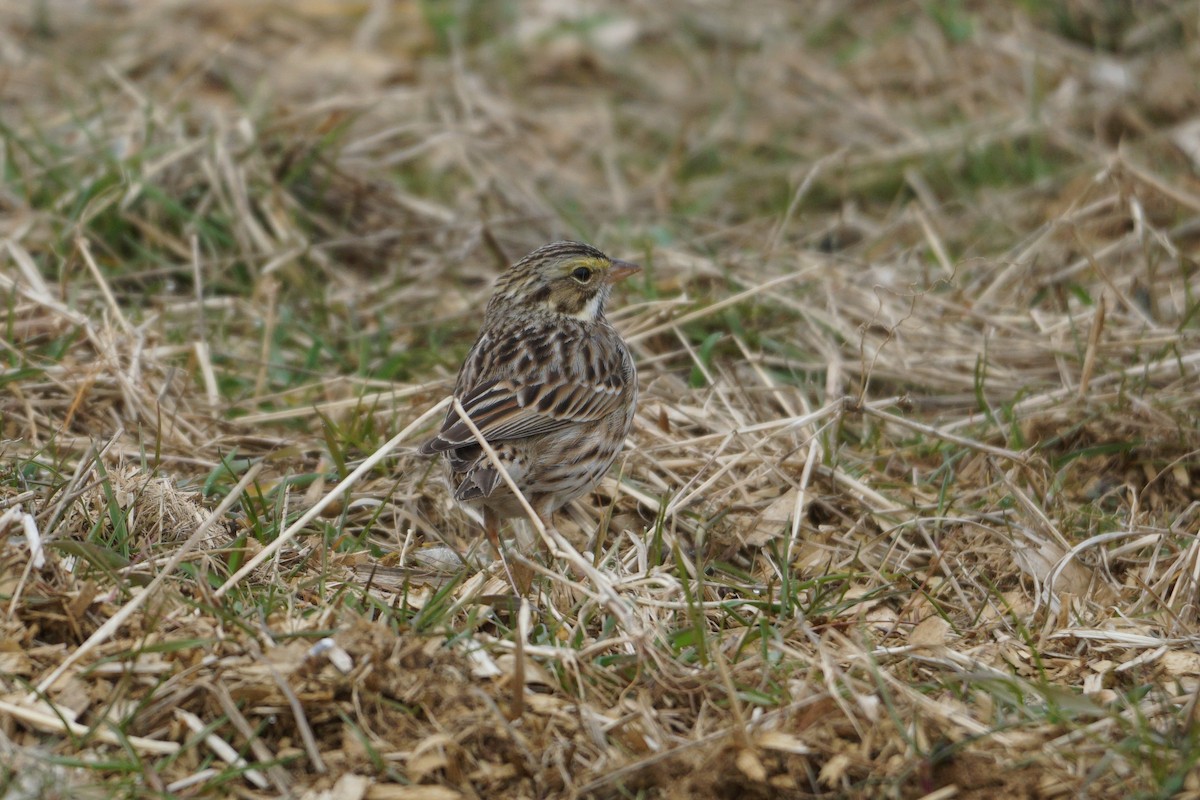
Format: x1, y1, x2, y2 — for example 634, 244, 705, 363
421, 375, 625, 452
419, 319, 628, 455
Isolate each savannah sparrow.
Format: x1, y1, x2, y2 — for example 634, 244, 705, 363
420, 241, 640, 553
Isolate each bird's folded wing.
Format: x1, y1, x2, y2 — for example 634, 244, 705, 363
421, 374, 625, 452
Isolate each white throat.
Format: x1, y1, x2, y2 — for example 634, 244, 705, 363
567, 290, 605, 321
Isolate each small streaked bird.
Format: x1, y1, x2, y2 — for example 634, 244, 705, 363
420, 241, 640, 556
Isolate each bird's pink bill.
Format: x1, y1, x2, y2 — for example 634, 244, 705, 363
606, 260, 641, 284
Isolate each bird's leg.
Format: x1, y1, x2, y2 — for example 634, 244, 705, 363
537, 514, 556, 558
534, 500, 593, 584
536, 506, 593, 587
484, 507, 522, 595
483, 507, 502, 555
505, 500, 556, 596
532, 497, 557, 560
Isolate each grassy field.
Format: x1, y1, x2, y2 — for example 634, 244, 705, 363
2, 1, 1199, 797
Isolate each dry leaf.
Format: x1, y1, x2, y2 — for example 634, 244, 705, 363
909, 616, 950, 650
735, 747, 767, 782
1161, 651, 1200, 676
408, 734, 456, 781
495, 653, 554, 686
818, 753, 851, 787
300, 774, 371, 800
0, 648, 33, 677
1171, 118, 1200, 171
1011, 528, 1103, 611
761, 489, 796, 526
367, 787, 464, 800
757, 731, 811, 755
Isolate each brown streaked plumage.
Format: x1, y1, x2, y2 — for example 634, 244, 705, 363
420, 241, 639, 556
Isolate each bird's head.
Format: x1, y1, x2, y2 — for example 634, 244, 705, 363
491, 241, 640, 322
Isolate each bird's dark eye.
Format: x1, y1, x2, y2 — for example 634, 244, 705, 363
571, 266, 593, 283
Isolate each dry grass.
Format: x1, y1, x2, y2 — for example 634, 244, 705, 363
2, 1, 1200, 797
